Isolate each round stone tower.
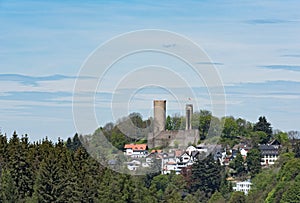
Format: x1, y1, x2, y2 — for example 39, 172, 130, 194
153, 100, 166, 134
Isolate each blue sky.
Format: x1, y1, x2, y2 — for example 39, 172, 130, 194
1, 0, 300, 141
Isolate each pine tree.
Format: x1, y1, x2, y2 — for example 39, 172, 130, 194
7, 132, 33, 200
230, 152, 245, 176
246, 148, 261, 177
190, 154, 222, 198
253, 116, 272, 143
32, 146, 71, 202
0, 169, 18, 202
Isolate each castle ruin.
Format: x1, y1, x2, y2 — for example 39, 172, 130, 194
147, 100, 199, 149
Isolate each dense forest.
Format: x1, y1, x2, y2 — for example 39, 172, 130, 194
1, 112, 300, 202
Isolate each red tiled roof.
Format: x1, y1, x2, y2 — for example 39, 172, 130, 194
124, 144, 147, 150
151, 149, 162, 153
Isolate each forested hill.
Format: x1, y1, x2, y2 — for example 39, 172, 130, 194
1, 114, 300, 202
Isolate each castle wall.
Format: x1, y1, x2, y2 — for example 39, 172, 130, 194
148, 129, 199, 149
147, 101, 199, 149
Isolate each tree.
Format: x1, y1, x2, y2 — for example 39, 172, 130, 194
0, 169, 18, 202
274, 131, 288, 145
253, 116, 272, 142
230, 152, 245, 176
199, 110, 212, 140
251, 131, 268, 146
208, 191, 226, 203
7, 133, 33, 200
166, 115, 174, 131
246, 148, 261, 177
32, 147, 74, 202
229, 191, 245, 203
222, 117, 238, 139
281, 180, 300, 202
293, 141, 300, 158
236, 118, 252, 137
246, 168, 277, 203
66, 133, 82, 152
191, 154, 222, 198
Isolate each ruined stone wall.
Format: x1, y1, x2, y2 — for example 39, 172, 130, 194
148, 129, 199, 149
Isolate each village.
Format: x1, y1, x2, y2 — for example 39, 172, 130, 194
123, 139, 281, 195
121, 100, 282, 195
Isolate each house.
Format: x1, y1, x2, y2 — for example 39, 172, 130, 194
124, 144, 148, 158
259, 144, 279, 166
127, 160, 141, 171
162, 152, 177, 174
186, 146, 197, 155
232, 144, 252, 161
233, 180, 252, 195
162, 147, 200, 175
269, 139, 281, 149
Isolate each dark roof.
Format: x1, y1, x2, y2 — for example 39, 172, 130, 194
259, 144, 279, 155
269, 139, 281, 146
259, 145, 276, 150
191, 151, 199, 158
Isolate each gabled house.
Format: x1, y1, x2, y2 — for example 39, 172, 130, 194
269, 139, 281, 149
124, 144, 148, 158
259, 144, 279, 166
186, 146, 197, 155
162, 146, 200, 175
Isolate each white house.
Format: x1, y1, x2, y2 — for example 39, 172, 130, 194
127, 160, 141, 171
161, 148, 200, 175
186, 146, 197, 155
259, 144, 279, 166
240, 148, 248, 157
124, 144, 148, 158
233, 180, 252, 195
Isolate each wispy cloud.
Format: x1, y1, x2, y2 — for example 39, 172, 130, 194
260, 65, 300, 72
280, 54, 300, 58
0, 74, 77, 86
196, 62, 224, 65
244, 19, 295, 25
162, 43, 176, 48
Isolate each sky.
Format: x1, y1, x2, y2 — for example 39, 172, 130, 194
0, 0, 300, 141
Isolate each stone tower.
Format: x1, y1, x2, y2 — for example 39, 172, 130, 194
185, 104, 193, 130
153, 100, 166, 134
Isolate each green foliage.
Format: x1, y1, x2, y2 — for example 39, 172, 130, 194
246, 168, 277, 203
66, 133, 82, 151
166, 115, 185, 131
229, 191, 245, 203
166, 115, 173, 131
198, 110, 212, 140
253, 116, 272, 143
246, 148, 261, 177
222, 117, 239, 139
229, 151, 245, 176
293, 141, 300, 158
274, 132, 288, 145
208, 191, 226, 203
280, 179, 300, 203
190, 154, 222, 198
0, 112, 297, 202
251, 131, 268, 146
278, 158, 300, 181
0, 169, 18, 202
261, 158, 300, 202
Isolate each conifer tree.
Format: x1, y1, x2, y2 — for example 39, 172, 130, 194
191, 154, 222, 197
0, 169, 18, 203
